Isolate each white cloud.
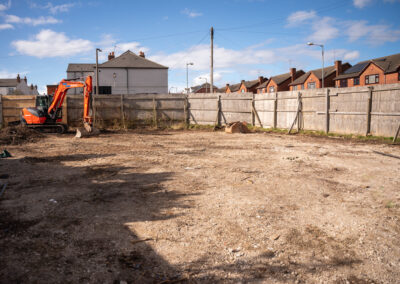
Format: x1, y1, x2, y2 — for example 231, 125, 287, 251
286, 10, 316, 26
343, 50, 360, 61
95, 34, 150, 61
181, 8, 202, 18
193, 72, 223, 85
0, 69, 28, 78
5, 14, 61, 26
345, 20, 400, 45
12, 29, 93, 58
308, 17, 339, 42
353, 0, 373, 8
0, 23, 13, 30
0, 0, 11, 11
45, 3, 75, 14
149, 44, 276, 71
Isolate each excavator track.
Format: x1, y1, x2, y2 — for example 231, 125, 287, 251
24, 124, 67, 134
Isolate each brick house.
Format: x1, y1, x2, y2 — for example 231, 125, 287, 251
257, 68, 305, 93
237, 76, 267, 93
190, 83, 218, 93
334, 53, 400, 88
224, 82, 241, 93
289, 61, 351, 90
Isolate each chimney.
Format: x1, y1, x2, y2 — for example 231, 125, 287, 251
30, 84, 33, 90
108, 52, 115, 61
35, 85, 37, 90
335, 60, 342, 77
290, 68, 296, 83
258, 76, 265, 84
139, 51, 145, 58
17, 74, 20, 83
24, 76, 27, 83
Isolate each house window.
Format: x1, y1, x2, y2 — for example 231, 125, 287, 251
365, 74, 379, 85
7, 87, 14, 94
301, 84, 304, 90
340, 79, 347, 88
241, 89, 245, 93
354, 77, 360, 85
292, 85, 297, 91
307, 82, 316, 89
94, 86, 112, 94
269, 86, 275, 93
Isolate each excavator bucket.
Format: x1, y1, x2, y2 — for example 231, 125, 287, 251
75, 122, 100, 138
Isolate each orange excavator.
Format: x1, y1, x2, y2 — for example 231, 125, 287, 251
21, 76, 94, 135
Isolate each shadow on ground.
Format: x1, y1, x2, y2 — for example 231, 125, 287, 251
0, 153, 193, 283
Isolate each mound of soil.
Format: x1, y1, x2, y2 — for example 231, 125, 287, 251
0, 125, 43, 145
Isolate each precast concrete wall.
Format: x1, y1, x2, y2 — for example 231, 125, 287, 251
1, 83, 399, 137
66, 93, 186, 126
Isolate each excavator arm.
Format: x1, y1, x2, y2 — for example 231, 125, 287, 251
48, 76, 93, 128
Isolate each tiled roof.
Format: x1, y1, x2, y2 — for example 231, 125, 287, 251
289, 64, 350, 86
191, 83, 218, 93
334, 53, 400, 80
100, 50, 168, 69
257, 70, 305, 89
0, 78, 18, 87
227, 83, 241, 92
67, 64, 95, 72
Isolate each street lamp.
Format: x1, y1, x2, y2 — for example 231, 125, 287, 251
96, 48, 102, 95
307, 42, 324, 89
169, 86, 178, 94
186, 62, 194, 94
199, 77, 208, 93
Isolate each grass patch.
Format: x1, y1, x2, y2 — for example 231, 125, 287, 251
385, 200, 398, 209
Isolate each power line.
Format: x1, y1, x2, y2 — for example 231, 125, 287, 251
217, 0, 349, 31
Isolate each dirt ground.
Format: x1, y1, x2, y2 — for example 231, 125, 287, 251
0, 129, 399, 283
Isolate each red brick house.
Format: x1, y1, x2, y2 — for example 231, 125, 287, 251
334, 53, 400, 88
224, 82, 241, 93
190, 83, 218, 93
289, 61, 351, 90
257, 68, 305, 93
237, 76, 267, 93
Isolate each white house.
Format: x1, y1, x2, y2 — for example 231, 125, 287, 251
66, 50, 168, 95
0, 75, 39, 95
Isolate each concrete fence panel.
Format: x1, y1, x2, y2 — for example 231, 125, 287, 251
1, 95, 35, 126
1, 84, 399, 137
188, 93, 219, 125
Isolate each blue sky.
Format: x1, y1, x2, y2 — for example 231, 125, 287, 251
0, 0, 399, 93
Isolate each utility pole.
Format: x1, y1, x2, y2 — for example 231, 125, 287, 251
210, 26, 214, 93
95, 48, 102, 126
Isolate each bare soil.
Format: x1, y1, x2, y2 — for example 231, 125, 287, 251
0, 130, 399, 283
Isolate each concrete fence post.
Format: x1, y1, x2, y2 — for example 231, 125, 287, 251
273, 93, 278, 128
325, 88, 330, 134
120, 94, 126, 129
184, 95, 188, 128
251, 93, 255, 126
366, 87, 373, 136
152, 96, 157, 128
297, 92, 302, 131
0, 95, 3, 128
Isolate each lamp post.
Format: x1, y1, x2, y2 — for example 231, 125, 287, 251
307, 42, 324, 89
96, 48, 102, 95
199, 77, 208, 93
169, 86, 178, 94
186, 62, 194, 93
